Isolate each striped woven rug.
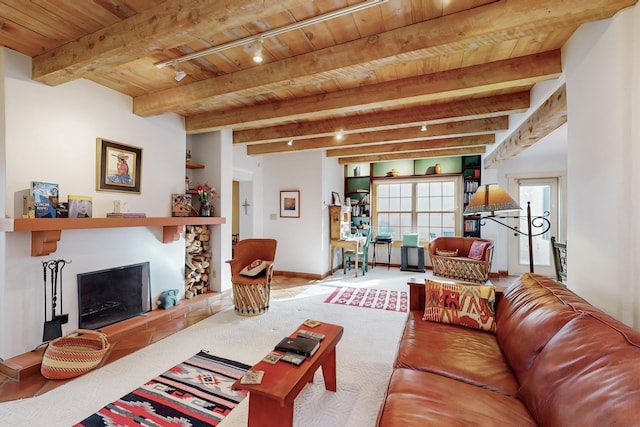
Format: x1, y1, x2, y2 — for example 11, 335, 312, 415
74, 351, 250, 427
324, 287, 408, 312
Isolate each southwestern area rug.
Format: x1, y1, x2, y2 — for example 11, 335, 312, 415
74, 351, 250, 427
324, 286, 408, 312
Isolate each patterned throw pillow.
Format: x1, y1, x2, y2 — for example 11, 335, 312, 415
240, 259, 270, 277
422, 279, 496, 333
468, 240, 491, 260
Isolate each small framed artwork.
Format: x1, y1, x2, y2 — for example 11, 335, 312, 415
280, 190, 300, 218
332, 192, 340, 206
96, 138, 142, 193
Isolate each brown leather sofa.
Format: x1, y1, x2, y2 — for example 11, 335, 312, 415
428, 236, 494, 283
376, 273, 640, 426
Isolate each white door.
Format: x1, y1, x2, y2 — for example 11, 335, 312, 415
508, 177, 559, 276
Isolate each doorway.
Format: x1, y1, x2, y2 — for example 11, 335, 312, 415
508, 176, 561, 276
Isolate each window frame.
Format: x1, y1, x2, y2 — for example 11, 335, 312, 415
371, 175, 463, 241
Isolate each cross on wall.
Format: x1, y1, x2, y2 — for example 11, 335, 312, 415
242, 199, 251, 215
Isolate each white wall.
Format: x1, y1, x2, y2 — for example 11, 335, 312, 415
0, 49, 189, 358
262, 150, 341, 276
563, 5, 639, 328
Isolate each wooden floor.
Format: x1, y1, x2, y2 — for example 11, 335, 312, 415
0, 271, 518, 403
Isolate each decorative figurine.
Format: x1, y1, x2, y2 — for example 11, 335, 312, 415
158, 289, 181, 309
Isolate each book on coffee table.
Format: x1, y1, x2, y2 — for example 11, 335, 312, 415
275, 336, 320, 357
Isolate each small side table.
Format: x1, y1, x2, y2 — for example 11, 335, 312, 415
400, 246, 425, 272
372, 238, 392, 269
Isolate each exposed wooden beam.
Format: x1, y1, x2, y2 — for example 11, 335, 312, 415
187, 51, 559, 132
327, 135, 495, 158
133, 0, 635, 117
337, 147, 487, 164
31, 0, 312, 85
246, 119, 504, 155
234, 94, 526, 143
484, 84, 567, 168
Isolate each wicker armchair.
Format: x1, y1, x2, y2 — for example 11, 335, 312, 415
226, 238, 277, 316
428, 237, 494, 283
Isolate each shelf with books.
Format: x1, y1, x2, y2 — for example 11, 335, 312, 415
0, 216, 226, 257
462, 155, 482, 238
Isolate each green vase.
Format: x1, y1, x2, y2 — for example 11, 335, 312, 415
199, 202, 211, 217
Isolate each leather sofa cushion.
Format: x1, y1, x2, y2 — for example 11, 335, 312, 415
395, 310, 519, 396
496, 273, 582, 382
519, 313, 640, 427
377, 368, 537, 427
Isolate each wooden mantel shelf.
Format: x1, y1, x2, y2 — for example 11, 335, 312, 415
0, 217, 226, 257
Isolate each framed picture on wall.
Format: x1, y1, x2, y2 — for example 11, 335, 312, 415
280, 190, 300, 218
332, 191, 340, 206
96, 138, 142, 193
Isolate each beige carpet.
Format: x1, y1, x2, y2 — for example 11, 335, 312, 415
0, 268, 424, 427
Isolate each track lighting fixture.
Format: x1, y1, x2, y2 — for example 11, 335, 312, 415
421, 124, 427, 132
336, 129, 345, 140
154, 0, 388, 70
253, 38, 264, 63
287, 139, 293, 146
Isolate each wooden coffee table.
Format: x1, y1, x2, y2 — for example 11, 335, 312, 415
233, 321, 344, 427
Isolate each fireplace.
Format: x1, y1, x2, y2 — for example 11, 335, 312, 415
77, 262, 152, 330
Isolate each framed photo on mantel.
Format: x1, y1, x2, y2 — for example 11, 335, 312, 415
96, 138, 142, 193
280, 190, 300, 218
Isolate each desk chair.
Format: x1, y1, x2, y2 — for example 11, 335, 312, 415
344, 229, 371, 275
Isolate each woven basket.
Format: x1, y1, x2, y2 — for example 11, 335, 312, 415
41, 329, 110, 380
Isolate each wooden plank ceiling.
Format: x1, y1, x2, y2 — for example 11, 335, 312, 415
0, 0, 635, 165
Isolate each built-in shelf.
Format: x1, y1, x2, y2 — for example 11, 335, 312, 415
186, 161, 205, 169
0, 217, 226, 257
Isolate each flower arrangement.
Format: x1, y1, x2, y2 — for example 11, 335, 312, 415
195, 182, 218, 204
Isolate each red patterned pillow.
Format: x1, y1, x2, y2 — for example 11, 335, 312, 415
468, 240, 491, 260
422, 279, 496, 333
240, 259, 270, 277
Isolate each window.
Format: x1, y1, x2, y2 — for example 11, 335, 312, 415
374, 177, 461, 241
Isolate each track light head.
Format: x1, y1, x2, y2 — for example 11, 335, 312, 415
253, 38, 264, 63
421, 124, 427, 132
172, 62, 187, 81
336, 129, 345, 140
174, 69, 187, 82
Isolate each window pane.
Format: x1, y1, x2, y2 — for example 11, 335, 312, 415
430, 197, 442, 211
443, 181, 455, 196
374, 177, 458, 238
389, 184, 401, 197
442, 196, 454, 211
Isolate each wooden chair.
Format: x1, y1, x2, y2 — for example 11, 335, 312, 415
226, 238, 277, 316
343, 229, 372, 275
551, 236, 567, 284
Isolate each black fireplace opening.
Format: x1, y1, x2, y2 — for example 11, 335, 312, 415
77, 262, 152, 330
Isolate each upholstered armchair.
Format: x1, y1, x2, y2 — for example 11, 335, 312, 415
226, 238, 277, 316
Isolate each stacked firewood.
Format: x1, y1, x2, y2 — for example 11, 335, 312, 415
185, 225, 212, 299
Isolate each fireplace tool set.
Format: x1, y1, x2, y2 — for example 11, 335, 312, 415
42, 259, 71, 342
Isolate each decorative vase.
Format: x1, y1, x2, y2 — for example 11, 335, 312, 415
199, 202, 211, 217
434, 163, 442, 174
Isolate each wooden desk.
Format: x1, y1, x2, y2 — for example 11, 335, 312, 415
233, 322, 344, 427
330, 237, 364, 276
